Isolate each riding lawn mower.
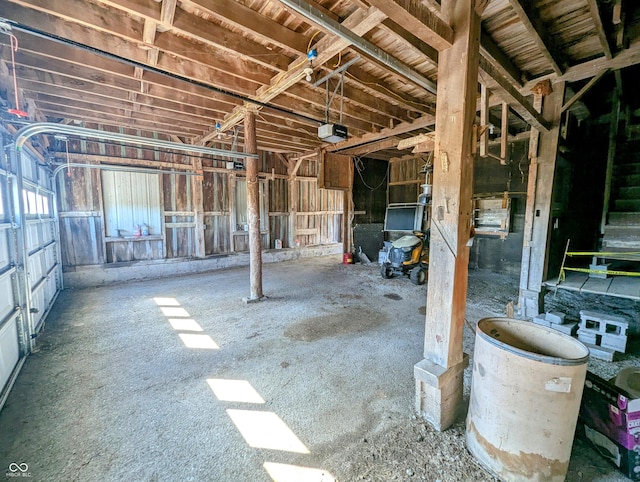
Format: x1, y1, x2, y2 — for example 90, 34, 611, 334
380, 230, 429, 285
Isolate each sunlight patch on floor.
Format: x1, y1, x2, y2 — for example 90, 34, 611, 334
178, 333, 219, 349
226, 409, 310, 454
169, 318, 203, 332
207, 379, 265, 404
153, 297, 180, 306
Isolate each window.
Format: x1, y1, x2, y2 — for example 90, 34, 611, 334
37, 194, 49, 216
235, 179, 267, 232
102, 171, 162, 237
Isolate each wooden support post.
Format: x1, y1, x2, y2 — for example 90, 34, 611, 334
518, 82, 565, 318
500, 102, 509, 163
414, 0, 483, 432
191, 156, 206, 257
244, 110, 263, 302
342, 159, 354, 254
479, 84, 489, 158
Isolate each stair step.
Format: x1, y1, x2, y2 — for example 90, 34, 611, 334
613, 199, 640, 211
614, 162, 640, 175
617, 186, 640, 200
603, 225, 640, 242
608, 212, 640, 225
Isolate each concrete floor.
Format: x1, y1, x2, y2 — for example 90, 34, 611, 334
0, 255, 633, 481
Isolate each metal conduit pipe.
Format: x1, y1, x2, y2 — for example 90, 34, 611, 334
15, 123, 257, 159
278, 0, 438, 95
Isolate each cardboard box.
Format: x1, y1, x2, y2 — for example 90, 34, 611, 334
579, 371, 640, 480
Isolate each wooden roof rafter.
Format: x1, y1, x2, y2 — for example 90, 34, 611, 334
506, 0, 566, 75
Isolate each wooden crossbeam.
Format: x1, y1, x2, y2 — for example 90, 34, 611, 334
561, 69, 608, 114
326, 115, 435, 152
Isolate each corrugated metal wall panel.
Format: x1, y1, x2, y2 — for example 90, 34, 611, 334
102, 171, 162, 237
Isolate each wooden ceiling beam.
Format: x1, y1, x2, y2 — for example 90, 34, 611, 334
480, 28, 526, 87
183, 0, 307, 54
365, 0, 453, 51
36, 106, 206, 136
379, 20, 438, 67
33, 98, 211, 132
506, 0, 565, 75
98, 0, 291, 71
521, 36, 640, 90
336, 137, 400, 156
1, 3, 276, 90
198, 6, 389, 142
586, 0, 613, 60
325, 115, 435, 152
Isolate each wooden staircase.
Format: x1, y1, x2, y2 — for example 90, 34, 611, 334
603, 140, 640, 252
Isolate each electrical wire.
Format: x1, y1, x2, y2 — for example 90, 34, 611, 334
354, 156, 388, 191
333, 51, 342, 68
307, 30, 321, 52
9, 33, 19, 112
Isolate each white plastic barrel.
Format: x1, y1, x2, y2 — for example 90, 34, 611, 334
466, 318, 589, 482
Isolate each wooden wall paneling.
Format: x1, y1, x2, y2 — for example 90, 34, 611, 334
263, 178, 271, 249
192, 156, 205, 258
204, 214, 231, 254
160, 173, 167, 258
229, 173, 237, 252
94, 165, 107, 264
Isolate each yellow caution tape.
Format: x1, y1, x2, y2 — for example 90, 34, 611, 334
566, 251, 640, 256
562, 267, 640, 277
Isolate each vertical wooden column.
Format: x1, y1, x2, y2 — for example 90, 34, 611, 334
244, 110, 263, 301
414, 0, 483, 431
342, 159, 354, 254
191, 156, 206, 257
518, 82, 565, 317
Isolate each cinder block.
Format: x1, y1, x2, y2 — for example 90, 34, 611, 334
582, 342, 616, 362
532, 314, 551, 328
589, 263, 610, 279
546, 311, 566, 325
601, 334, 627, 353
579, 311, 628, 335
577, 330, 597, 345
551, 322, 578, 336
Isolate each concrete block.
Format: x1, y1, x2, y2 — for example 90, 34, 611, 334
546, 311, 566, 325
550, 322, 578, 336
601, 334, 627, 353
577, 330, 597, 345
589, 263, 610, 279
532, 314, 551, 328
414, 354, 468, 431
582, 342, 616, 362
579, 310, 628, 333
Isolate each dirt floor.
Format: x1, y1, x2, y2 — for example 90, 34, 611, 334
0, 255, 637, 481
